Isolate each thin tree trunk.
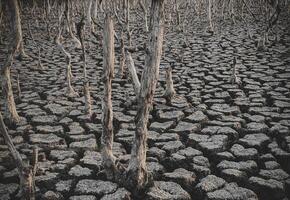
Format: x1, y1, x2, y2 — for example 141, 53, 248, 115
139, 0, 148, 32
208, 0, 214, 33
1, 0, 21, 124
163, 67, 176, 104
0, 111, 37, 200
126, 0, 165, 192
77, 17, 92, 117
101, 14, 117, 179
65, 0, 82, 48
126, 51, 140, 96
119, 32, 126, 78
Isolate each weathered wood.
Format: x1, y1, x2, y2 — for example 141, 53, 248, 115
55, 37, 78, 97
126, 50, 140, 96
1, 0, 21, 124
126, 0, 165, 192
77, 16, 92, 117
163, 67, 176, 104
230, 57, 241, 85
119, 33, 126, 78
101, 14, 117, 179
139, 0, 148, 32
0, 111, 36, 200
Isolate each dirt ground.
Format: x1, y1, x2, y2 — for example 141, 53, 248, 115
0, 7, 290, 200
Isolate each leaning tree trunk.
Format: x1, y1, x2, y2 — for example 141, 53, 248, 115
101, 14, 117, 179
126, 0, 165, 192
0, 110, 38, 200
1, 0, 21, 124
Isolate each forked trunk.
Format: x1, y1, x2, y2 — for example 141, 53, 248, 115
126, 0, 165, 192
101, 14, 117, 179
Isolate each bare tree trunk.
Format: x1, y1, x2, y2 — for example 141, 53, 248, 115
101, 14, 117, 179
163, 67, 176, 104
207, 0, 214, 33
77, 17, 92, 117
139, 0, 148, 32
16, 70, 21, 101
55, 38, 78, 97
126, 51, 141, 96
92, 0, 98, 20
86, 0, 93, 30
0, 111, 37, 200
118, 32, 126, 78
12, 0, 26, 60
1, 0, 21, 124
65, 0, 82, 49
126, 0, 165, 192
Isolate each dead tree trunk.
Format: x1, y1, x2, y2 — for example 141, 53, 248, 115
126, 50, 141, 96
16, 69, 21, 101
1, 0, 21, 124
77, 17, 92, 117
12, 0, 26, 60
126, 0, 165, 192
207, 0, 214, 33
101, 14, 117, 179
65, 0, 82, 49
55, 37, 78, 97
139, 0, 148, 32
0, 111, 38, 200
118, 32, 126, 78
163, 67, 176, 104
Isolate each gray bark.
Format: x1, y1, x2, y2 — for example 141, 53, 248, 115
101, 14, 117, 179
126, 51, 140, 96
163, 67, 176, 104
126, 0, 165, 191
1, 0, 21, 123
0, 111, 38, 200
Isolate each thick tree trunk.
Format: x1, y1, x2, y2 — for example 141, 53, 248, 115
126, 0, 165, 192
1, 0, 21, 124
101, 14, 117, 179
0, 111, 37, 200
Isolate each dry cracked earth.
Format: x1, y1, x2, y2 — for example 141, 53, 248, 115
1, 9, 290, 200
